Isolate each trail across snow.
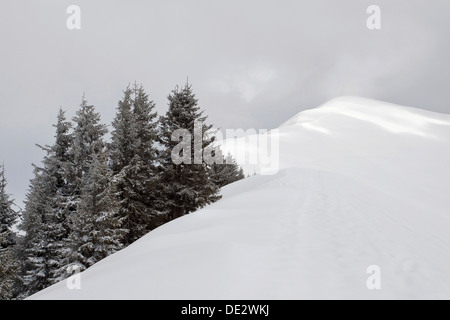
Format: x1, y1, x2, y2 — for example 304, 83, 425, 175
31, 96, 450, 299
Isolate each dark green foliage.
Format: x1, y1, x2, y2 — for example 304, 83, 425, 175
19, 109, 73, 296
158, 83, 221, 220
110, 84, 159, 245
0, 165, 19, 300
68, 151, 125, 269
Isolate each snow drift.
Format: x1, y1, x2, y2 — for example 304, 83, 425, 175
31, 96, 450, 299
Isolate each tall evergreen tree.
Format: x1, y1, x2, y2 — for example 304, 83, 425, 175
158, 83, 221, 220
0, 164, 19, 300
69, 152, 124, 270
71, 96, 107, 192
110, 84, 159, 245
19, 166, 53, 296
45, 109, 75, 280
19, 109, 74, 296
66, 96, 109, 268
110, 87, 135, 173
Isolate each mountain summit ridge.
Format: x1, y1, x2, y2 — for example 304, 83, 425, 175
281, 96, 450, 137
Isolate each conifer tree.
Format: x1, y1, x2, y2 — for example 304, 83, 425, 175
71, 96, 108, 193
0, 164, 19, 300
66, 96, 110, 268
110, 84, 159, 245
19, 109, 74, 295
45, 109, 75, 280
158, 83, 221, 220
110, 87, 135, 173
69, 151, 124, 269
18, 166, 52, 296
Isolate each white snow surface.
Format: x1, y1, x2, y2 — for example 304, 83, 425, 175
31, 96, 450, 299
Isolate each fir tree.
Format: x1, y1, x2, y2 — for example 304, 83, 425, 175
45, 109, 75, 281
66, 96, 110, 268
71, 95, 107, 192
18, 166, 52, 296
110, 87, 135, 173
110, 84, 159, 245
0, 164, 19, 300
19, 109, 74, 295
69, 151, 125, 269
158, 83, 221, 220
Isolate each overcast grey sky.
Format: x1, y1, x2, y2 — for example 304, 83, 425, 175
1, 0, 450, 207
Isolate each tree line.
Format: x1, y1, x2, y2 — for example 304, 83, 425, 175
0, 82, 244, 299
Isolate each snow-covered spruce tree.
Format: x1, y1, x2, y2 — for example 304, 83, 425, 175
158, 83, 221, 220
110, 84, 159, 245
71, 96, 108, 194
110, 87, 135, 174
210, 152, 245, 188
66, 96, 110, 269
19, 109, 74, 296
19, 166, 53, 296
0, 165, 19, 300
45, 109, 75, 281
69, 151, 125, 270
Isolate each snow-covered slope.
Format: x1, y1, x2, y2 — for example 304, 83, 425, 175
31, 96, 450, 299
